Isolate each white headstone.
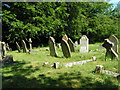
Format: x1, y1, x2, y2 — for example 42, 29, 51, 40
80, 35, 89, 53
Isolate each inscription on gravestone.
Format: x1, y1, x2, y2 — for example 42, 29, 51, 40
80, 35, 89, 53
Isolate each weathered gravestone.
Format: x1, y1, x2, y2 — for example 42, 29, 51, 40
109, 35, 119, 54
0, 42, 7, 58
21, 40, 28, 53
62, 34, 68, 41
48, 36, 58, 57
102, 39, 118, 60
61, 39, 71, 58
68, 38, 75, 52
74, 41, 78, 47
80, 35, 89, 53
6, 43, 10, 51
16, 42, 21, 52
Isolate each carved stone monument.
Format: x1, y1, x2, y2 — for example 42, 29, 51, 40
80, 35, 89, 53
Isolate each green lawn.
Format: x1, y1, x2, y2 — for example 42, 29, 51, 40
2, 43, 119, 88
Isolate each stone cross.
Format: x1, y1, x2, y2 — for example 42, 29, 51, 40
62, 34, 68, 41
61, 39, 71, 58
48, 36, 58, 57
80, 35, 89, 53
68, 38, 75, 52
21, 40, 28, 53
16, 42, 21, 52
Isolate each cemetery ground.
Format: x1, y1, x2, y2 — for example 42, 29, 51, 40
2, 43, 119, 88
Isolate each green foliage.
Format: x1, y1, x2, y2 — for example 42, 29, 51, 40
2, 2, 119, 44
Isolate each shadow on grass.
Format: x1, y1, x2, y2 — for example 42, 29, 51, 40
2, 61, 118, 89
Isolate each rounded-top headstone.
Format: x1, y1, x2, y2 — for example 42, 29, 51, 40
80, 35, 89, 53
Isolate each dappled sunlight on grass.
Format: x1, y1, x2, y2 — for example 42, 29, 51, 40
2, 43, 119, 88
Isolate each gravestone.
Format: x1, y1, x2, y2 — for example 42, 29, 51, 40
102, 39, 118, 60
61, 39, 71, 58
68, 38, 75, 52
80, 35, 89, 53
28, 38, 33, 53
109, 35, 119, 54
6, 43, 10, 51
62, 34, 68, 41
48, 36, 58, 57
21, 40, 28, 53
16, 42, 21, 52
74, 41, 78, 47
1, 42, 7, 58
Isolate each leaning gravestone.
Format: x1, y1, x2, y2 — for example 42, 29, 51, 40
61, 39, 71, 58
16, 42, 21, 52
21, 40, 28, 53
62, 34, 68, 41
80, 35, 89, 53
102, 39, 118, 60
68, 38, 75, 52
48, 36, 58, 57
109, 35, 119, 54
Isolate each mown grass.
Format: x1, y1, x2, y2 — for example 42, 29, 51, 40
2, 43, 119, 88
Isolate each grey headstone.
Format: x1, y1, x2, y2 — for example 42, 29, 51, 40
109, 35, 119, 54
68, 38, 75, 52
80, 35, 89, 53
21, 40, 28, 53
48, 36, 58, 57
74, 41, 78, 47
16, 42, 21, 52
61, 39, 71, 58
